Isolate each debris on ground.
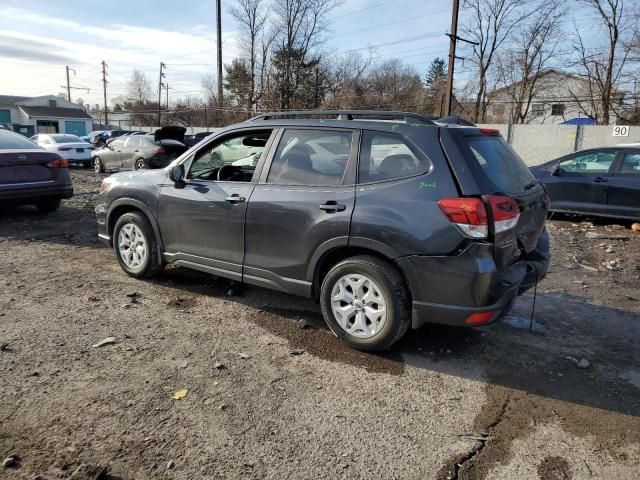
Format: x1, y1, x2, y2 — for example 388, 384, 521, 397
214, 362, 225, 369
585, 232, 629, 240
171, 389, 188, 400
91, 337, 117, 348
577, 359, 591, 369
238, 353, 250, 359
632, 223, 640, 233
297, 318, 309, 329
166, 460, 175, 469
2, 454, 19, 469
289, 349, 305, 356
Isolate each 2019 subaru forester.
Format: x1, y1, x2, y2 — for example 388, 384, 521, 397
96, 111, 550, 351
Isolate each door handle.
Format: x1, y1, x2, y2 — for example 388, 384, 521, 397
593, 177, 609, 183
225, 194, 246, 204
319, 201, 347, 213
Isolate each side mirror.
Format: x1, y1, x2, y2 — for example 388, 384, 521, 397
550, 165, 562, 176
169, 164, 185, 187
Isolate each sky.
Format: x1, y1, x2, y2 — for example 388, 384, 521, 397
0, 0, 608, 109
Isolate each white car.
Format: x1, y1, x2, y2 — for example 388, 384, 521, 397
30, 133, 94, 167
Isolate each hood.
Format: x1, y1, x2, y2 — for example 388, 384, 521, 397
154, 126, 186, 143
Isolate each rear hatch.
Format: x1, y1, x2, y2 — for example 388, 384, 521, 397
441, 128, 549, 270
0, 149, 62, 186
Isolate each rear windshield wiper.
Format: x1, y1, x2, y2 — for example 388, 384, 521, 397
524, 180, 539, 190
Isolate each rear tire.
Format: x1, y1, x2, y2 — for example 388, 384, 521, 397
35, 198, 61, 213
94, 157, 104, 173
320, 255, 411, 352
113, 212, 164, 279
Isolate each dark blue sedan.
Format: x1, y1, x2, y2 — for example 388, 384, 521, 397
531, 145, 640, 221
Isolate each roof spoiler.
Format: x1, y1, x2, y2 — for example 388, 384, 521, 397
435, 116, 477, 127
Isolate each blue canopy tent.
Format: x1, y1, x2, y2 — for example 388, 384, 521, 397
560, 117, 594, 125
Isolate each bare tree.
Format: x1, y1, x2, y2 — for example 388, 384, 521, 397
201, 73, 218, 106
461, 0, 531, 122
229, 0, 269, 113
271, 0, 343, 109
570, 0, 635, 124
127, 69, 152, 105
497, 0, 564, 123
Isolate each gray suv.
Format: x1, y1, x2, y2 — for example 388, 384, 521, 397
96, 111, 550, 351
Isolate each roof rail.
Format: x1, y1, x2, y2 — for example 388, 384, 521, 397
249, 110, 437, 125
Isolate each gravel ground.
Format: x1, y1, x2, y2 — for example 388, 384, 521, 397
1, 169, 639, 480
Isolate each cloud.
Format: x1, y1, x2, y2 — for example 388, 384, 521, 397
0, 6, 244, 102
0, 44, 72, 64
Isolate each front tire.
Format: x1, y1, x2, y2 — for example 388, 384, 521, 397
320, 255, 411, 351
112, 212, 164, 278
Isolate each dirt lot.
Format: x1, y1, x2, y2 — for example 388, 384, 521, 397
1, 170, 640, 480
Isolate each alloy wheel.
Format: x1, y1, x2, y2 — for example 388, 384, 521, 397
118, 223, 147, 270
330, 274, 387, 339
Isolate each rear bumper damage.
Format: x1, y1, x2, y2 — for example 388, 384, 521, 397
398, 230, 550, 329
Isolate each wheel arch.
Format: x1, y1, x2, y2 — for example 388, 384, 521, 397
310, 242, 410, 302
107, 198, 164, 262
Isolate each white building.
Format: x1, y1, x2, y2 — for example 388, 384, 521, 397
0, 95, 93, 137
486, 70, 623, 125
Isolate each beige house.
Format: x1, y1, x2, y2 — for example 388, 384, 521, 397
485, 70, 623, 125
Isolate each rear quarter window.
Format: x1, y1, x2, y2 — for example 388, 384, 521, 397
463, 136, 535, 194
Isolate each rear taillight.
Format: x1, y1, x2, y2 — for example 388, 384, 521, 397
465, 311, 496, 325
485, 195, 520, 234
57, 146, 72, 152
438, 195, 520, 239
155, 146, 165, 154
437, 198, 488, 239
47, 159, 69, 168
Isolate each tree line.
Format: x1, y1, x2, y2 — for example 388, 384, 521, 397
117, 0, 640, 127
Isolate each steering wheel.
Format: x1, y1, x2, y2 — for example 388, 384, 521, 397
217, 164, 243, 181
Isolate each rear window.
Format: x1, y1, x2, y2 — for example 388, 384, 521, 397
463, 136, 535, 194
51, 134, 82, 143
0, 130, 41, 149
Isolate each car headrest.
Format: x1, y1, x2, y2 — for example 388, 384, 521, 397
379, 154, 414, 176
283, 144, 312, 170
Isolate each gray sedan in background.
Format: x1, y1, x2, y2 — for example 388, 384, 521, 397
92, 133, 188, 173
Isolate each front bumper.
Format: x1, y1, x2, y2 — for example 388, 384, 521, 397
398, 230, 550, 329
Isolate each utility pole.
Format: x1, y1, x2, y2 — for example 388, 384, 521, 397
101, 61, 109, 126
166, 84, 169, 109
216, 0, 223, 117
65, 66, 76, 102
443, 0, 478, 116
204, 104, 208, 128
158, 62, 166, 126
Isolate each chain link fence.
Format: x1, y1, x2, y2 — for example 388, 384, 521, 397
480, 124, 640, 166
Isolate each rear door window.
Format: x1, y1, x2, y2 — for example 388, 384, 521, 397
463, 135, 536, 194
267, 129, 352, 186
358, 131, 429, 183
618, 152, 640, 175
